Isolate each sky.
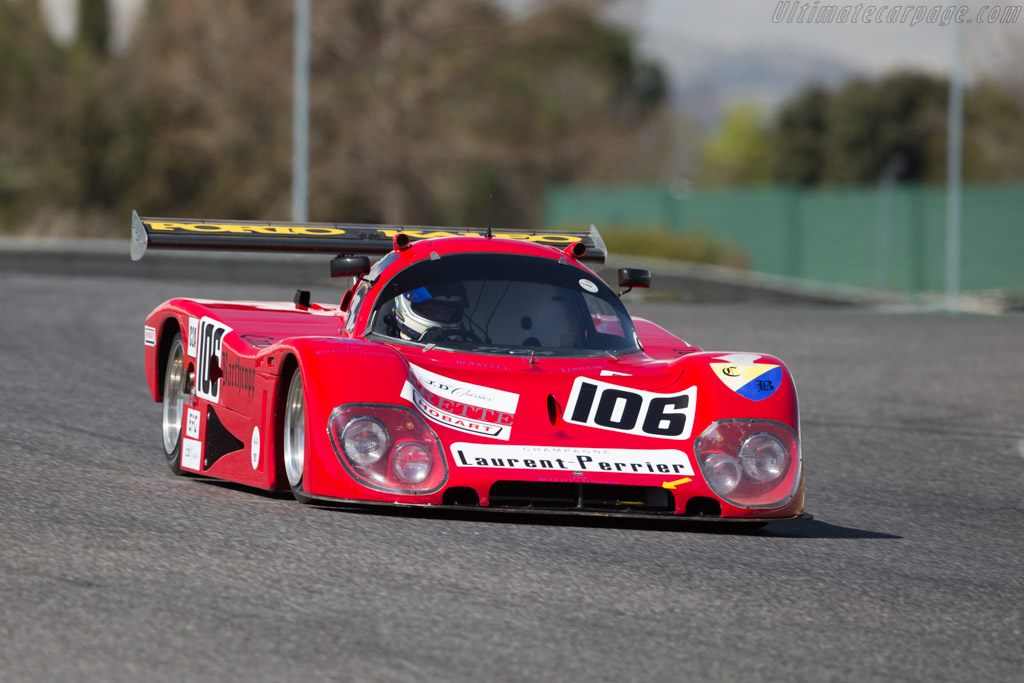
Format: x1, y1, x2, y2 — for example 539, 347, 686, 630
632, 0, 1022, 75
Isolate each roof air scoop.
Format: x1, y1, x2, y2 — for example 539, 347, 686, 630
563, 242, 586, 259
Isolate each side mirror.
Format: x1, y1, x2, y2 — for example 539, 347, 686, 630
617, 268, 651, 296
330, 255, 371, 278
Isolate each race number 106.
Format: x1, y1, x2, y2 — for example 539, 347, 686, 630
564, 378, 696, 439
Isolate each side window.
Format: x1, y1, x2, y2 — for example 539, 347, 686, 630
583, 294, 625, 338
344, 281, 371, 334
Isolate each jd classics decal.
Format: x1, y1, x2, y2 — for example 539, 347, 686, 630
710, 353, 782, 402
564, 377, 697, 440
401, 364, 520, 441
451, 444, 694, 476
144, 326, 156, 347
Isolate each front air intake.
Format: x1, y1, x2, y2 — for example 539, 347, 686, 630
489, 482, 674, 513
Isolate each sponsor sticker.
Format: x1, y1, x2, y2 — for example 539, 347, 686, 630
579, 278, 598, 293
144, 326, 157, 347
710, 354, 781, 401
251, 427, 260, 470
187, 317, 199, 358
401, 364, 519, 441
223, 357, 255, 398
564, 377, 697, 440
182, 438, 202, 471
451, 443, 694, 476
195, 317, 232, 404
146, 221, 580, 245
185, 407, 201, 440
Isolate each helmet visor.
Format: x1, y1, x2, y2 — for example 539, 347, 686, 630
405, 286, 465, 324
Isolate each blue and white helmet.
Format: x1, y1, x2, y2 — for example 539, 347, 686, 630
394, 283, 468, 342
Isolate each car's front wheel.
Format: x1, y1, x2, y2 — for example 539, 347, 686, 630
161, 333, 188, 475
283, 367, 312, 504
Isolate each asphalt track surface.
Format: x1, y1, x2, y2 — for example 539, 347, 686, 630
1, 270, 1021, 682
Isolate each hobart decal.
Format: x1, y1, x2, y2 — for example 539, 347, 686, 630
401, 364, 519, 441
451, 444, 694, 476
564, 377, 697, 439
144, 326, 156, 347
710, 353, 782, 402
195, 317, 232, 404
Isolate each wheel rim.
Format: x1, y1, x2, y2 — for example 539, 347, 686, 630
161, 339, 186, 456
283, 372, 305, 488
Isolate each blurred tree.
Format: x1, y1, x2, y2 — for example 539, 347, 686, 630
768, 70, 1024, 185
1, 0, 669, 234
823, 72, 947, 183
0, 0, 64, 229
78, 0, 110, 55
305, 0, 669, 227
961, 81, 1024, 181
771, 84, 828, 185
698, 101, 772, 186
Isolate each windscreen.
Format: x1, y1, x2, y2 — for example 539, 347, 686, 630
369, 253, 641, 357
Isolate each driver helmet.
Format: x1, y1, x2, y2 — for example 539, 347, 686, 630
394, 282, 468, 341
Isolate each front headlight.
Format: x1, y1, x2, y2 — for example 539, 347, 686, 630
328, 405, 447, 494
702, 453, 742, 494
695, 419, 799, 508
738, 433, 788, 482
392, 442, 433, 484
341, 418, 388, 466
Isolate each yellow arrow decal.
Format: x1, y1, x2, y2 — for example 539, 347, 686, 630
661, 477, 692, 490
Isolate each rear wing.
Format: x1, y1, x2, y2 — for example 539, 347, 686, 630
130, 212, 607, 264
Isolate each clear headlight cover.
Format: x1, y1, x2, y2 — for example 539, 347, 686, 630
695, 419, 800, 508
702, 453, 742, 494
341, 418, 388, 466
738, 434, 789, 483
328, 405, 446, 494
392, 442, 433, 484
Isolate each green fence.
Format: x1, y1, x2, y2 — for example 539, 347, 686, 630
544, 184, 1024, 293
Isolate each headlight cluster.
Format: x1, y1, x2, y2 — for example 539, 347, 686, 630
694, 419, 800, 508
328, 405, 447, 493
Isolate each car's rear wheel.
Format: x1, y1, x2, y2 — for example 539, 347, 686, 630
161, 333, 188, 474
283, 368, 312, 504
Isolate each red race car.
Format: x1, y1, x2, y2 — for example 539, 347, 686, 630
133, 212, 804, 522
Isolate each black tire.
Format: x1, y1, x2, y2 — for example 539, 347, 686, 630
161, 333, 188, 475
282, 367, 313, 504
